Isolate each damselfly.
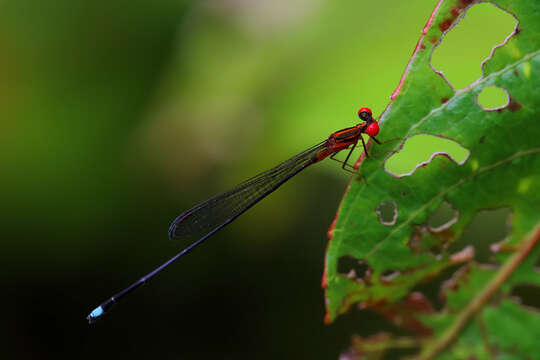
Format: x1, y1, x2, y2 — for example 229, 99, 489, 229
87, 107, 381, 323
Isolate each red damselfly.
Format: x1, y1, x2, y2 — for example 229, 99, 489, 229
87, 107, 381, 323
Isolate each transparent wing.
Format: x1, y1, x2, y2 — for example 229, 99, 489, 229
168, 141, 327, 242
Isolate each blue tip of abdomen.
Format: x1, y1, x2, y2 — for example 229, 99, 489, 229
87, 306, 104, 323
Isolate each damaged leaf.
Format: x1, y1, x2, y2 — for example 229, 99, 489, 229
324, 0, 540, 358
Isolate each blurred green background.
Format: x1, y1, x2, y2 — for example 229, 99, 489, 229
0, 1, 517, 358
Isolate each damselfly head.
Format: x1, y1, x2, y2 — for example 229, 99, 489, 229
357, 107, 373, 121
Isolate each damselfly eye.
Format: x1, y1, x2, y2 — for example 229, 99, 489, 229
366, 121, 379, 137
357, 107, 373, 121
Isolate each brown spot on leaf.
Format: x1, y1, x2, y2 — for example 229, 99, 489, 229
405, 292, 435, 313
440, 265, 472, 302
479, 135, 486, 144
439, 18, 453, 32
459, 0, 475, 7
515, 27, 521, 35
429, 36, 437, 44
451, 7, 461, 18
430, 227, 455, 243
372, 293, 434, 335
407, 226, 424, 254
508, 97, 521, 112
441, 97, 449, 104
408, 224, 455, 256
513, 70, 519, 77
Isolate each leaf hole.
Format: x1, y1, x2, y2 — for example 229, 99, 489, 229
448, 207, 512, 264
427, 201, 459, 232
511, 285, 540, 311
476, 85, 509, 110
409, 265, 464, 311
431, 2, 517, 89
407, 226, 424, 254
407, 223, 464, 259
375, 201, 398, 226
384, 134, 469, 177
337, 256, 371, 281
428, 238, 450, 259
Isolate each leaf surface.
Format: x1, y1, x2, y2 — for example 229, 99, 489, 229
324, 0, 540, 357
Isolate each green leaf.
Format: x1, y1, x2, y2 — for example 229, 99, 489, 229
324, 0, 540, 357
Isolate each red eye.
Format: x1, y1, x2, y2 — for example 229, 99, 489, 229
366, 121, 379, 137
357, 107, 372, 118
